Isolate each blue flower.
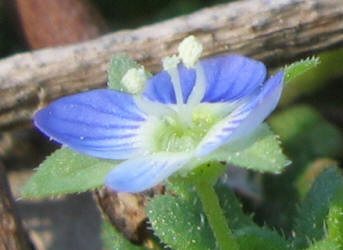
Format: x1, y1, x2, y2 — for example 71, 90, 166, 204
34, 54, 284, 193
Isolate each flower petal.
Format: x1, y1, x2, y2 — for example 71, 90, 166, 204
196, 71, 284, 157
143, 55, 266, 104
202, 55, 267, 102
143, 71, 175, 104
105, 153, 190, 193
143, 67, 196, 104
34, 89, 147, 160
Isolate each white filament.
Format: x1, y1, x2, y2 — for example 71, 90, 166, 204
167, 67, 184, 106
134, 95, 177, 119
186, 63, 206, 106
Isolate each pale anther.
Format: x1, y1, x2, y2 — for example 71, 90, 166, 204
121, 67, 147, 94
163, 55, 180, 70
178, 35, 203, 68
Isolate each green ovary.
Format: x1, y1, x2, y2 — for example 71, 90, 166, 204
153, 107, 221, 153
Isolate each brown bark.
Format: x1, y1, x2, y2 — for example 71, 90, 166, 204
1, 0, 343, 130
10, 0, 107, 49
94, 186, 164, 244
0, 161, 34, 250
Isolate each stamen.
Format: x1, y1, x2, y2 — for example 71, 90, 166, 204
180, 63, 207, 124
157, 35, 206, 128
162, 56, 184, 106
134, 95, 178, 119
187, 62, 206, 106
167, 67, 193, 127
178, 35, 203, 68
162, 55, 180, 70
121, 67, 147, 94
168, 67, 184, 106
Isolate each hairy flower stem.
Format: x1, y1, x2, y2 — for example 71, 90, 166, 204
191, 163, 240, 250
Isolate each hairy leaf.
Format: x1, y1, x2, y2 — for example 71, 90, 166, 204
22, 148, 117, 198
284, 57, 320, 84
326, 184, 343, 248
305, 240, 340, 250
216, 183, 255, 230
147, 194, 216, 250
293, 168, 343, 248
223, 124, 290, 173
152, 180, 289, 250
108, 54, 151, 91
236, 226, 291, 250
102, 220, 146, 250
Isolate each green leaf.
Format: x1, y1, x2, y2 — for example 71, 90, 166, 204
147, 194, 216, 250
235, 226, 291, 250
153, 180, 289, 250
295, 159, 337, 199
165, 178, 198, 201
216, 183, 255, 230
101, 220, 146, 250
269, 105, 321, 146
222, 124, 290, 173
281, 48, 343, 106
21, 148, 117, 198
190, 164, 240, 250
269, 105, 343, 177
167, 180, 255, 230
108, 54, 151, 91
217, 184, 291, 249
305, 240, 340, 250
171, 178, 257, 229
262, 106, 343, 235
272, 105, 343, 157
326, 183, 343, 248
284, 56, 320, 84
179, 123, 289, 177
293, 167, 343, 248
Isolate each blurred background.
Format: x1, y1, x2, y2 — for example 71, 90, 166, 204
1, 0, 343, 249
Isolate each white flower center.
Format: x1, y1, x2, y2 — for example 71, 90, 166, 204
152, 105, 220, 152
146, 102, 238, 153
132, 35, 235, 153
136, 64, 238, 154
165, 63, 207, 127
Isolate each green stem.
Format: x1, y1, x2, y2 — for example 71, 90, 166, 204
191, 163, 240, 250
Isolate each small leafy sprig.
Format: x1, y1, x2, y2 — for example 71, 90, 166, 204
284, 56, 320, 83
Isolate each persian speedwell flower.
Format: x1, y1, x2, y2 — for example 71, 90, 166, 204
34, 37, 284, 193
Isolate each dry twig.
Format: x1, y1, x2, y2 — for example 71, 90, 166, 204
1, 0, 343, 130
